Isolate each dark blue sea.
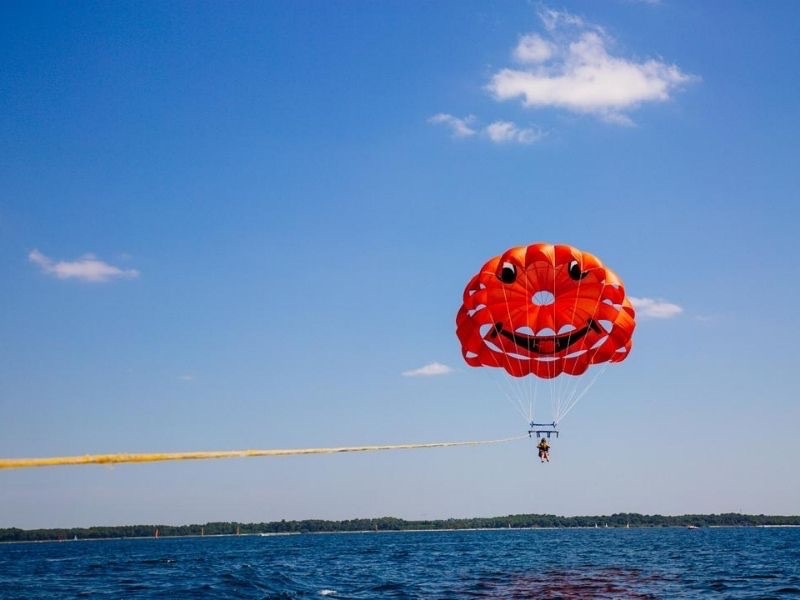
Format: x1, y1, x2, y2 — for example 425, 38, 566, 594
2, 528, 799, 598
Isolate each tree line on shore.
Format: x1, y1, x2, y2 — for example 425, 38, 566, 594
2, 513, 799, 542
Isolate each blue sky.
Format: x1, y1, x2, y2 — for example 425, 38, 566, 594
2, 1, 799, 528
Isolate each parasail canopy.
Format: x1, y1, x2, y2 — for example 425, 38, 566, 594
456, 242, 635, 380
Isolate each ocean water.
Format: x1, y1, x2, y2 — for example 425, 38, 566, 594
1, 528, 799, 599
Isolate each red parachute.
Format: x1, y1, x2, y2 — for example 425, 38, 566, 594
456, 243, 636, 380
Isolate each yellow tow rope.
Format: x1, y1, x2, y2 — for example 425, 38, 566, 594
0, 435, 527, 470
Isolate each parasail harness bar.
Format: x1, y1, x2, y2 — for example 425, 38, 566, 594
528, 421, 559, 438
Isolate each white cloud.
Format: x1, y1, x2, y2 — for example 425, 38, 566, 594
485, 121, 543, 144
430, 115, 543, 145
28, 249, 140, 282
539, 7, 591, 32
514, 34, 554, 64
630, 296, 683, 319
427, 113, 477, 138
486, 7, 695, 124
402, 362, 454, 377
179, 374, 194, 381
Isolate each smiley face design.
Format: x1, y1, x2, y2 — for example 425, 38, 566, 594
456, 243, 635, 379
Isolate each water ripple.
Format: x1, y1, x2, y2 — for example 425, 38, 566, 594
1, 528, 800, 599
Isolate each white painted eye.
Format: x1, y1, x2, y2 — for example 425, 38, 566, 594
498, 261, 516, 284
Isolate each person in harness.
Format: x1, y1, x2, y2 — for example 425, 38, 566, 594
537, 437, 550, 463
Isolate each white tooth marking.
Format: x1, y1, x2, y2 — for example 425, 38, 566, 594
484, 339, 503, 353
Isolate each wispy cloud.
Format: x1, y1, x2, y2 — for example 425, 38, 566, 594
429, 114, 542, 145
29, 249, 139, 282
178, 374, 194, 381
485, 121, 543, 144
539, 7, 591, 32
486, 7, 695, 125
428, 113, 477, 138
630, 296, 683, 319
402, 362, 454, 377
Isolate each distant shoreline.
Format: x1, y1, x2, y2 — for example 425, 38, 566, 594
3, 513, 800, 544
3, 524, 800, 545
